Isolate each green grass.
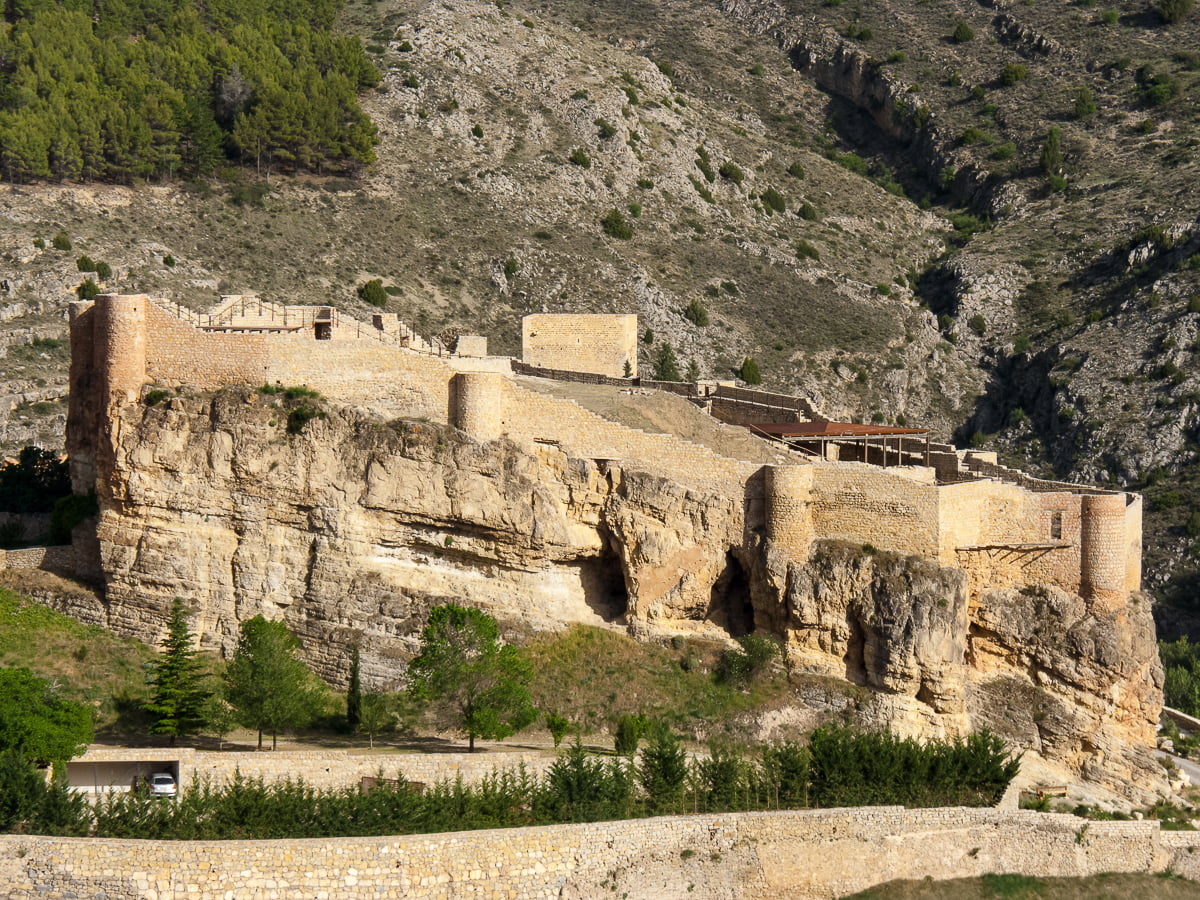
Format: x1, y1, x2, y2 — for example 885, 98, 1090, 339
522, 624, 787, 738
0, 582, 157, 731
846, 871, 1200, 899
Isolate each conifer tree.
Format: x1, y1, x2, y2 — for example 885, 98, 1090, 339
346, 644, 362, 732
653, 342, 681, 382
145, 598, 210, 746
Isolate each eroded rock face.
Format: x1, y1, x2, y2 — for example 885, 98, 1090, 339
83, 388, 1161, 798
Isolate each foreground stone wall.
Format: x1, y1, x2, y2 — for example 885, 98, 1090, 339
0, 807, 1186, 900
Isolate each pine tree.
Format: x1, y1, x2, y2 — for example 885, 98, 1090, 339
653, 342, 681, 382
145, 598, 210, 746
346, 644, 362, 731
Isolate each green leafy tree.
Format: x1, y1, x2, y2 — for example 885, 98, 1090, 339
224, 616, 319, 751
407, 603, 537, 752
1040, 127, 1064, 180
653, 342, 681, 381
356, 692, 395, 749
683, 298, 709, 326
0, 667, 93, 766
347, 644, 362, 732
601, 209, 633, 239
145, 598, 210, 745
1073, 86, 1096, 120
545, 711, 571, 748
357, 279, 388, 307
740, 357, 762, 385
0, 751, 89, 835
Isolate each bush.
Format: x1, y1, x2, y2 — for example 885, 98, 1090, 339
718, 161, 744, 186
992, 142, 1016, 161
798, 201, 819, 221
357, 279, 388, 307
1000, 64, 1029, 86
808, 726, 1020, 807
683, 298, 709, 326
568, 148, 591, 168
76, 279, 99, 300
642, 327, 654, 345
886, 50, 906, 64
1157, 0, 1193, 23
795, 240, 820, 261
1073, 86, 1096, 119
761, 187, 786, 213
1101, 8, 1119, 22
52, 230, 72, 251
94, 261, 112, 280
76, 255, 96, 272
719, 634, 781, 686
287, 403, 327, 435
787, 161, 805, 179
163, 254, 175, 267
595, 118, 617, 139
695, 148, 716, 183
614, 714, 650, 756
470, 124, 483, 138
951, 21, 975, 42
601, 210, 633, 239
144, 389, 172, 406
968, 314, 987, 335
545, 712, 571, 748
740, 357, 762, 385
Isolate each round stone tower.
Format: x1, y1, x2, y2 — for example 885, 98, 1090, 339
451, 372, 505, 442
95, 293, 148, 402
766, 464, 814, 561
1080, 493, 1128, 609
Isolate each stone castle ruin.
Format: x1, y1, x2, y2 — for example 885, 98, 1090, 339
62, 293, 1160, 793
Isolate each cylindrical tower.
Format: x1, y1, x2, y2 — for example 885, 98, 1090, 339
1080, 493, 1129, 608
95, 293, 148, 402
766, 464, 814, 561
451, 372, 505, 442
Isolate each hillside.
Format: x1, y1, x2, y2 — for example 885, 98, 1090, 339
0, 0, 1198, 615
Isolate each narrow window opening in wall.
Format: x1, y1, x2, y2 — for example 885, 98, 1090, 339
707, 551, 754, 638
1050, 510, 1063, 541
314, 322, 332, 340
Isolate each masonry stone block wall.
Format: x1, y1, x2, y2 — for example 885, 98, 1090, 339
522, 314, 638, 378
766, 465, 814, 558
0, 808, 1184, 900
142, 301, 269, 387
807, 461, 941, 558
451, 372, 505, 441
1081, 493, 1133, 608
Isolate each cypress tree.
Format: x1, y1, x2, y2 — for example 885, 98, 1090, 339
346, 644, 362, 731
146, 598, 210, 746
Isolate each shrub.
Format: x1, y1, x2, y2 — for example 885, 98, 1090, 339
886, 50, 907, 63
959, 127, 992, 146
397, 39, 413, 51
719, 634, 781, 686
1101, 8, 1119, 22
761, 187, 786, 213
601, 210, 633, 239
52, 230, 71, 251
470, 124, 483, 138
798, 201, 819, 221
627, 202, 641, 217
1157, 0, 1193, 23
992, 142, 1016, 161
740, 357, 762, 385
695, 148, 716, 183
636, 177, 654, 189
968, 314, 987, 335
76, 255, 96, 272
545, 712, 571, 748
1040, 127, 1063, 174
357, 279, 388, 307
1000, 64, 1028, 86
568, 148, 591, 168
77, 279, 99, 300
621, 84, 639, 105
795, 240, 820, 261
1073, 86, 1096, 119
642, 327, 654, 345
951, 21, 975, 42
718, 161, 744, 186
684, 298, 709, 326
287, 403, 326, 435
404, 74, 420, 88
144, 389, 172, 406
1141, 72, 1179, 105
614, 714, 650, 756
787, 161, 805, 179
689, 176, 714, 203
163, 254, 175, 267
595, 118, 617, 139
33, 237, 44, 249
229, 182, 270, 207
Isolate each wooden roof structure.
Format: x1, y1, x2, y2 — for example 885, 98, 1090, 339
748, 419, 931, 467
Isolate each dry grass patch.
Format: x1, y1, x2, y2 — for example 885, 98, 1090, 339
847, 872, 1200, 899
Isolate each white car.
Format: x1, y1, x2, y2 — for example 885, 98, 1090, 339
148, 773, 177, 798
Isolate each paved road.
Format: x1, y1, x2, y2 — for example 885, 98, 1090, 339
1158, 749, 1200, 787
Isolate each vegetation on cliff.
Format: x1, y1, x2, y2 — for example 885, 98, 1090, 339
0, 0, 379, 183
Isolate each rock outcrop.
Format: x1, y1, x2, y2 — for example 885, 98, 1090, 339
71, 386, 1163, 799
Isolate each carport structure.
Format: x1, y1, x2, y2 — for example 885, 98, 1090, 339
64, 756, 180, 795
749, 419, 931, 468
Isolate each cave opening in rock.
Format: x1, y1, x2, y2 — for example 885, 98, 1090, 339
579, 546, 629, 624
707, 552, 754, 638
844, 614, 867, 685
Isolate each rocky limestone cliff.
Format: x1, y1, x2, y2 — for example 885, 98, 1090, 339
70, 387, 1163, 799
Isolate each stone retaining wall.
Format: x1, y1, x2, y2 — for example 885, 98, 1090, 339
0, 807, 1192, 900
